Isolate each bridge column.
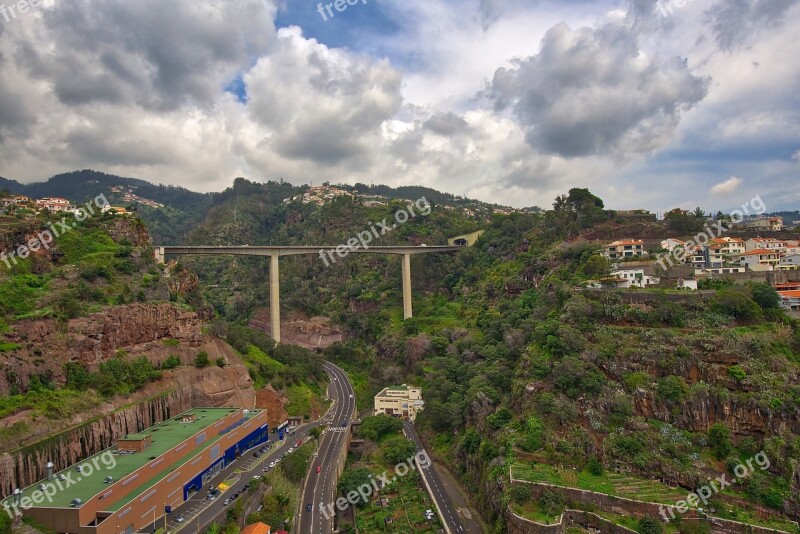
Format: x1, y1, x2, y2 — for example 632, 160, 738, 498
402, 254, 413, 319
270, 254, 281, 343
154, 247, 165, 264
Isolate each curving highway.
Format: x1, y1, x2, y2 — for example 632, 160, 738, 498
296, 361, 356, 534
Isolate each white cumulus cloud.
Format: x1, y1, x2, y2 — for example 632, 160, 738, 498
710, 176, 743, 196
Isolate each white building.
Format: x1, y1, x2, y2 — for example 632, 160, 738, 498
610, 268, 660, 288
677, 278, 698, 290
374, 385, 424, 421
735, 249, 782, 271
660, 238, 686, 252
35, 197, 71, 212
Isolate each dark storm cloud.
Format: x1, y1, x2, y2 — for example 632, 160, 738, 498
706, 0, 799, 51
17, 0, 273, 110
486, 21, 709, 159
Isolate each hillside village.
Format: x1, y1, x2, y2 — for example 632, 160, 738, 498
588, 214, 800, 313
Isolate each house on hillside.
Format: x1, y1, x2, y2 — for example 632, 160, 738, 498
777, 254, 800, 270
744, 217, 784, 231
677, 278, 698, 290
734, 249, 783, 271
745, 238, 786, 253
610, 268, 660, 288
660, 238, 686, 252
709, 237, 745, 255
778, 291, 800, 311
35, 197, 71, 212
605, 239, 647, 259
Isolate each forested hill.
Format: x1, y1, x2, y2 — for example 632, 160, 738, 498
182, 185, 800, 532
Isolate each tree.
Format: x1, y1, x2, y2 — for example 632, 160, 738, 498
357, 415, 403, 442
637, 516, 664, 534
708, 423, 732, 459
713, 288, 762, 321
582, 255, 610, 277
337, 467, 374, 508
510, 484, 531, 505
195, 352, 211, 368
750, 283, 780, 309
382, 436, 416, 465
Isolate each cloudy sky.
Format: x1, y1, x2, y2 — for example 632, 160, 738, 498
0, 0, 798, 213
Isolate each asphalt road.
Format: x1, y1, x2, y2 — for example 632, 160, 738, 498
295, 361, 356, 534
138, 362, 348, 534
404, 420, 468, 534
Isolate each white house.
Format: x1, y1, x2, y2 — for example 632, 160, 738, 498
735, 249, 782, 271
677, 278, 698, 291
35, 197, 71, 212
610, 268, 660, 288
660, 238, 686, 252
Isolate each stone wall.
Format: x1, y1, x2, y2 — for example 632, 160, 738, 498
510, 478, 796, 534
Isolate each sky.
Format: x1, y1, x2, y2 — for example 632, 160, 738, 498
0, 0, 798, 214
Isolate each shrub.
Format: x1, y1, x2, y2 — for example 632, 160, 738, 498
708, 423, 732, 459
216, 357, 226, 368
657, 376, 688, 404
586, 457, 604, 476
637, 516, 663, 534
728, 365, 746, 382
162, 355, 181, 370
194, 352, 210, 368
510, 484, 532, 505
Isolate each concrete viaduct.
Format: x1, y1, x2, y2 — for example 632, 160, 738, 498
154, 245, 462, 343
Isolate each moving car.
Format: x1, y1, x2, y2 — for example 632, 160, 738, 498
223, 498, 231, 506
316, 466, 321, 473
306, 504, 313, 512
173, 515, 185, 523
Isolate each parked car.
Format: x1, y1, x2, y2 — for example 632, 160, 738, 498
316, 466, 321, 473
253, 452, 261, 458
288, 447, 294, 453
223, 498, 231, 506
296, 439, 302, 447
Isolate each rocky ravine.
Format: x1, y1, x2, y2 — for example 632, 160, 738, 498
0, 304, 256, 496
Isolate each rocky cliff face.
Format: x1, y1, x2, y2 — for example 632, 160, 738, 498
1, 303, 203, 393
0, 301, 257, 496
249, 309, 344, 348
0, 344, 255, 496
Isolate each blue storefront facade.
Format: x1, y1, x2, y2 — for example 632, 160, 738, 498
183, 419, 269, 499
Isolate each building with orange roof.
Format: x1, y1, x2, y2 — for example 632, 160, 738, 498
745, 237, 786, 253
241, 522, 271, 534
778, 290, 800, 311
733, 249, 783, 271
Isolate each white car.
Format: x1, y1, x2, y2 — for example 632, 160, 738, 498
288, 447, 294, 453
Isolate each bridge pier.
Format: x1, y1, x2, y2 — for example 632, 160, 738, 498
270, 255, 281, 343
402, 254, 413, 319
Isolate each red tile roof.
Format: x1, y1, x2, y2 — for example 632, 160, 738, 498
241, 523, 271, 534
